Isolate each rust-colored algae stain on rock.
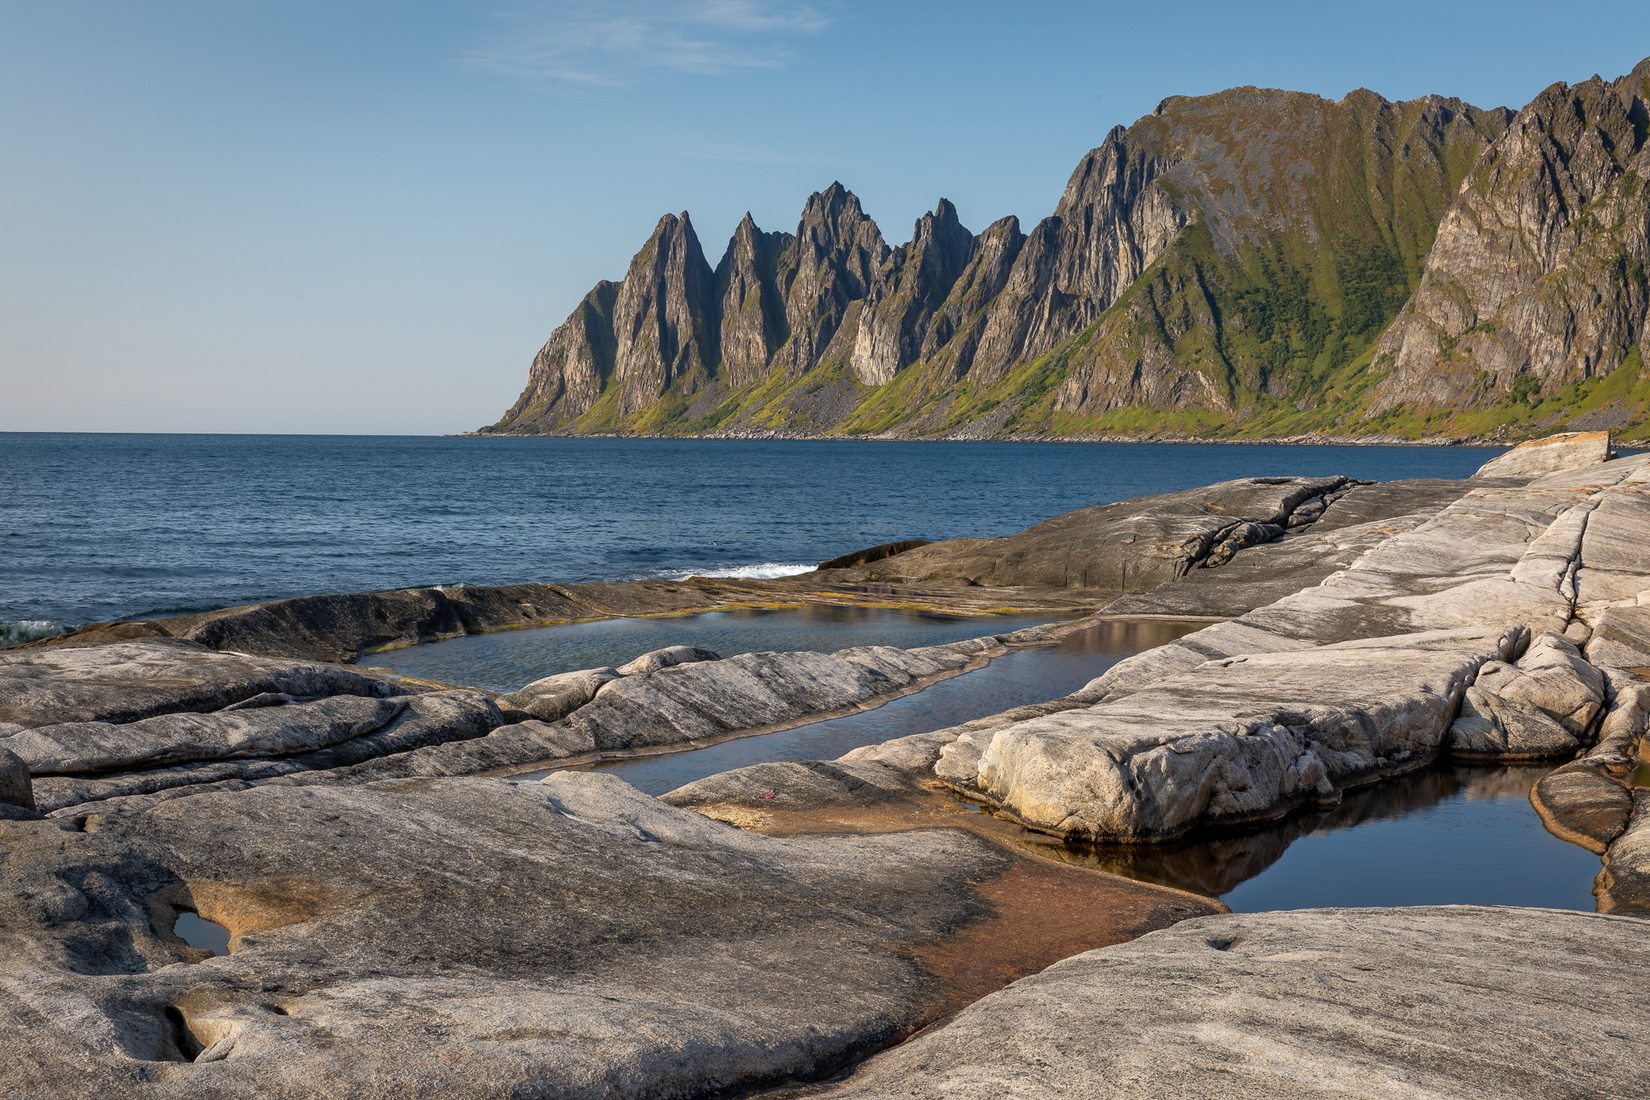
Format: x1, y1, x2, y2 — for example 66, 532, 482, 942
150, 877, 357, 953
692, 785, 1221, 1031
909, 858, 1213, 1029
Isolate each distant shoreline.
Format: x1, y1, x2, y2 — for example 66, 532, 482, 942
457, 428, 1505, 448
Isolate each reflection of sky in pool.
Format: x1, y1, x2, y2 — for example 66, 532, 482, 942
1068, 765, 1602, 912
566, 618, 1202, 795
369, 605, 1066, 692
173, 910, 231, 955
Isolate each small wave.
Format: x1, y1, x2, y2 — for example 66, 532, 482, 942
0, 619, 70, 648
660, 562, 817, 581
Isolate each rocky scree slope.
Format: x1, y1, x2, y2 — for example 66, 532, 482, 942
487, 58, 1650, 442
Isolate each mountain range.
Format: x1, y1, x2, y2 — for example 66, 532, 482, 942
483, 57, 1650, 442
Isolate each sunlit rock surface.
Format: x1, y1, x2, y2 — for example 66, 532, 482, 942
799, 907, 1650, 1100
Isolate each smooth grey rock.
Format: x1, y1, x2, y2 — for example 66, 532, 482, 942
802, 906, 1650, 1100
614, 644, 721, 677
843, 476, 1349, 591
0, 747, 35, 814
942, 450, 1650, 840
1603, 793, 1650, 916
0, 773, 1197, 1098
972, 629, 1507, 841
31, 691, 505, 816
500, 666, 619, 722
255, 642, 995, 787
1473, 431, 1615, 479
0, 640, 401, 730
1534, 682, 1649, 852
1446, 632, 1607, 760
5, 695, 408, 776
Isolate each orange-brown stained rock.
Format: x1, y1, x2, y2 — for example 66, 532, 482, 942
910, 858, 1214, 1028
692, 783, 1222, 1030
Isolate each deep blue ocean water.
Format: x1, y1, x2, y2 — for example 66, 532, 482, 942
0, 433, 1500, 635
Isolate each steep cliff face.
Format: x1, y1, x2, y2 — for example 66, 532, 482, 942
1372, 60, 1650, 415
850, 199, 974, 386
607, 213, 719, 415
775, 183, 894, 378
1035, 88, 1508, 431
485, 57, 1650, 442
714, 214, 792, 389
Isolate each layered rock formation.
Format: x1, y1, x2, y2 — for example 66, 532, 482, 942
6, 433, 1650, 1095
669, 434, 1650, 916
801, 907, 1650, 1099
0, 773, 1207, 1097
485, 56, 1650, 442
1373, 59, 1650, 415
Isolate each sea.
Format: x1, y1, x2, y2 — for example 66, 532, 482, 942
0, 433, 1502, 642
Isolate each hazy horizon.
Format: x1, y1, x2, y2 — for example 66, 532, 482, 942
5, 0, 1645, 435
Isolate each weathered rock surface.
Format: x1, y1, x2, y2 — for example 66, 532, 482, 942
936, 445, 1647, 840
0, 639, 402, 728
1103, 478, 1476, 618
0, 747, 37, 817
37, 574, 1096, 666
1473, 430, 1616, 479
800, 907, 1650, 1099
500, 666, 621, 722
1374, 60, 1650, 415
1602, 792, 1650, 916
835, 476, 1351, 591
26, 691, 505, 816
0, 773, 1208, 1098
1447, 632, 1606, 760
281, 638, 1011, 792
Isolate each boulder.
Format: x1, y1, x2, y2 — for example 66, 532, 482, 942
500, 666, 620, 722
1447, 633, 1606, 761
0, 747, 36, 817
614, 644, 721, 676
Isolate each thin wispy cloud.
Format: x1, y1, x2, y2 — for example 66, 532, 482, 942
465, 1, 830, 88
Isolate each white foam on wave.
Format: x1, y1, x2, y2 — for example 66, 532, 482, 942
0, 619, 70, 648
660, 562, 816, 581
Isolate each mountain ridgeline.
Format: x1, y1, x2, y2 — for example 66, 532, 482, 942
486, 58, 1650, 442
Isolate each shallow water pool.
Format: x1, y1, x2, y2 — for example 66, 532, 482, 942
369, 605, 1068, 692
1057, 764, 1602, 911
549, 619, 1202, 794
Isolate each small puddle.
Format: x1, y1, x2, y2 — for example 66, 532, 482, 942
368, 605, 1065, 692
529, 619, 1202, 794
1045, 764, 1602, 912
173, 911, 231, 956
1633, 760, 1650, 788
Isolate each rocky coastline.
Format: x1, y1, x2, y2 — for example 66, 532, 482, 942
2, 430, 1647, 1096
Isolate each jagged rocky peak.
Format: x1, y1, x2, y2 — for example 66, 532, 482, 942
493, 280, 620, 431
609, 211, 719, 415
715, 212, 792, 388
850, 199, 976, 385
917, 214, 1027, 379
488, 56, 1650, 442
776, 182, 893, 375
1372, 59, 1650, 411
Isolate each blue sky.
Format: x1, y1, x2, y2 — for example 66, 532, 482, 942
3, 1, 1645, 434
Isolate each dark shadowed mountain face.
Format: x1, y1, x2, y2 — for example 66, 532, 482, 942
486, 58, 1650, 443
